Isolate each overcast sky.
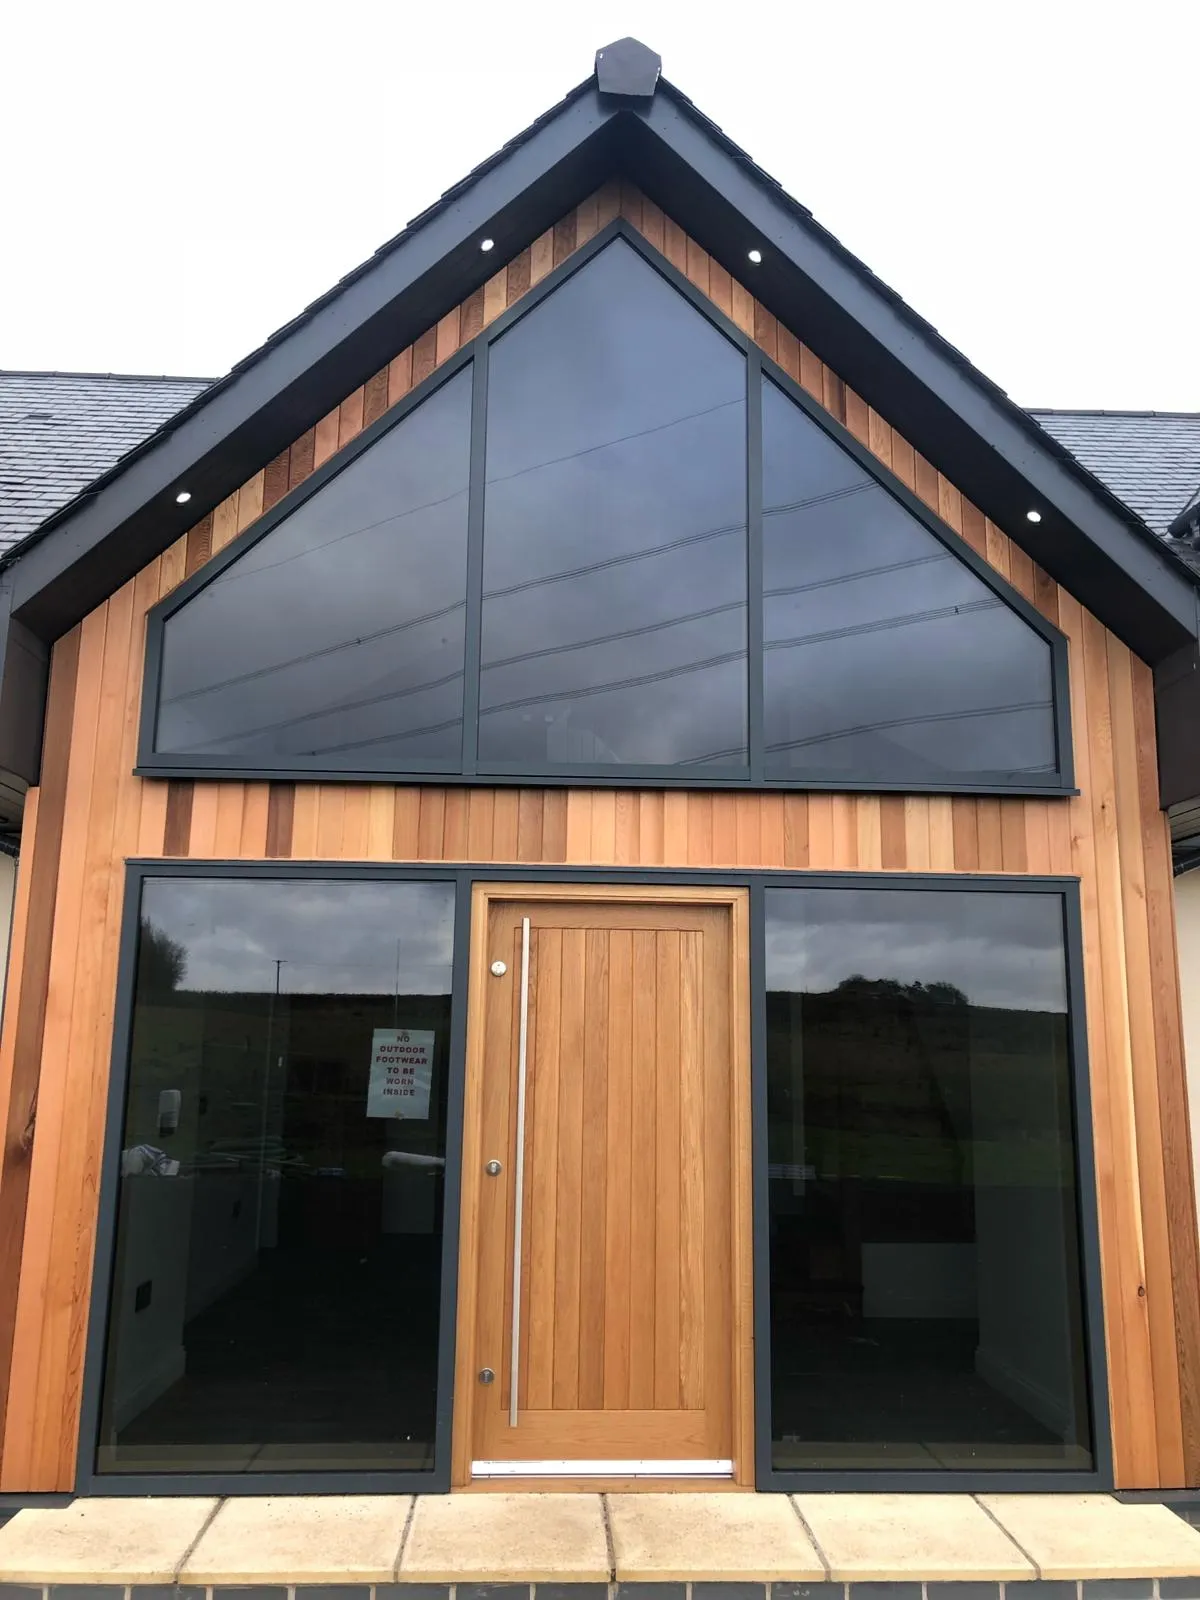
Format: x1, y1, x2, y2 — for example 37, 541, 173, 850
142, 878, 456, 994
2, 2, 1196, 410
766, 888, 1069, 1013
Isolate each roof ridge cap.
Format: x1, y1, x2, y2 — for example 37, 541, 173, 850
0, 369, 215, 384
1028, 406, 1200, 420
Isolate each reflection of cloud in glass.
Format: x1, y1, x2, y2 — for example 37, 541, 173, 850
481, 239, 748, 768
157, 369, 472, 762
140, 878, 455, 996
765, 888, 1067, 1013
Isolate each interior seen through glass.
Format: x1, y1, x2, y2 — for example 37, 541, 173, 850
96, 877, 455, 1475
765, 886, 1094, 1471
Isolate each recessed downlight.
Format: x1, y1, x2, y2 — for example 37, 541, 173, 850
747, 248, 763, 264
480, 237, 495, 252
175, 490, 192, 505
1026, 509, 1042, 523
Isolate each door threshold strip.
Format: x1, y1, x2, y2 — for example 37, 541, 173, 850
472, 1459, 735, 1477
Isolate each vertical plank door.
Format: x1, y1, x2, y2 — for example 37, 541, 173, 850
457, 886, 749, 1480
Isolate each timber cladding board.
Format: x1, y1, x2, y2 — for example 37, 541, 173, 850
0, 179, 1195, 1492
452, 885, 754, 1486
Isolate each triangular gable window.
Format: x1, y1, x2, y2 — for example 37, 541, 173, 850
762, 376, 1057, 782
154, 366, 472, 766
144, 223, 1068, 792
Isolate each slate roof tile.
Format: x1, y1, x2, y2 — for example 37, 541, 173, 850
1030, 409, 1200, 538
0, 370, 212, 553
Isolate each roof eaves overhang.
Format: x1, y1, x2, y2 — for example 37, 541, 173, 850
624, 86, 1200, 661
2, 58, 1198, 812
3, 80, 622, 641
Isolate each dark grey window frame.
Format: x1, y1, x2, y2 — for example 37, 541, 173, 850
750, 872, 1109, 1493
135, 219, 1076, 795
79, 861, 1108, 1497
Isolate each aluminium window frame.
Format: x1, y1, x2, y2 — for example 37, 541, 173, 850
79, 862, 1108, 1497
135, 218, 1076, 796
748, 870, 1109, 1492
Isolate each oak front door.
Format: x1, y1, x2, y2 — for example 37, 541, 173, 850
453, 884, 751, 1485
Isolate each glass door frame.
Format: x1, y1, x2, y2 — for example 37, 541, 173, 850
78, 861, 1110, 1495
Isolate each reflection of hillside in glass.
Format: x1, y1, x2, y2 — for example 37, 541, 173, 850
765, 888, 1094, 1472
96, 878, 455, 1477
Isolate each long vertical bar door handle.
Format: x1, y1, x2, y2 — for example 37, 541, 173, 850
509, 915, 531, 1427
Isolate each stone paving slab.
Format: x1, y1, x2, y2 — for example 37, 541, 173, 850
399, 1493, 609, 1583
1, 1493, 1200, 1587
607, 1493, 825, 1581
977, 1496, 1200, 1581
180, 1496, 411, 1585
0, 1498, 218, 1584
793, 1494, 1035, 1582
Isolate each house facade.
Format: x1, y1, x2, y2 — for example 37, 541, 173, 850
1, 41, 1200, 1500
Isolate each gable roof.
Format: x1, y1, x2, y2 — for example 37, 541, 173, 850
0, 372, 212, 553
0, 38, 1198, 804
1030, 410, 1200, 539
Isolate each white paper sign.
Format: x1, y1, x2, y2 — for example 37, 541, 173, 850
366, 1029, 434, 1120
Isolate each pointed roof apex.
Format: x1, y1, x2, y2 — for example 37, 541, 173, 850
594, 37, 661, 99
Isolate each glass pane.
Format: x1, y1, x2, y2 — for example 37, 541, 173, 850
155, 369, 472, 767
765, 886, 1094, 1472
97, 877, 456, 1475
762, 378, 1058, 782
480, 239, 748, 769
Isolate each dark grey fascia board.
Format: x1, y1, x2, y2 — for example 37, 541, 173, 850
628, 88, 1200, 662
5, 86, 622, 641
0, 581, 46, 810
1156, 639, 1200, 811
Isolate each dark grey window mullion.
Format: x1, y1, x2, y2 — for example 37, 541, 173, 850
462, 350, 488, 776
746, 345, 764, 784
1051, 635, 1076, 790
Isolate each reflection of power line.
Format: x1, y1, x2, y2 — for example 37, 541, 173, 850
306, 649, 747, 758
165, 517, 742, 708
765, 596, 1001, 653
482, 517, 742, 601
487, 394, 743, 488
302, 711, 465, 758
205, 393, 741, 593
479, 648, 744, 718
188, 600, 745, 752
163, 598, 466, 705
763, 481, 873, 517
766, 699, 1054, 753
676, 743, 748, 766
764, 551, 949, 600
209, 486, 469, 587
178, 668, 466, 753
168, 529, 950, 713
482, 599, 743, 672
